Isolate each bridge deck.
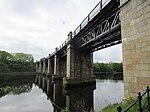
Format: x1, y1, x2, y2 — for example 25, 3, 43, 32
50, 0, 121, 58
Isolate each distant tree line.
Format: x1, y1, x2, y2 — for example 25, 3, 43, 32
0, 51, 35, 72
93, 62, 123, 73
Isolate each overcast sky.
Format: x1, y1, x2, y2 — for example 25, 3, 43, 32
0, 0, 122, 62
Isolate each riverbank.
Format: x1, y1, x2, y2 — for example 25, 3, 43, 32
93, 62, 123, 73
102, 96, 150, 112
0, 72, 36, 75
102, 99, 137, 112
95, 73, 123, 81
94, 72, 123, 75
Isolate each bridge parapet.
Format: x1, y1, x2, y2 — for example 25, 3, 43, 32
72, 0, 112, 37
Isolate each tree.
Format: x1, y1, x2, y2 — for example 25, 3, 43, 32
112, 63, 123, 72
0, 50, 35, 72
12, 53, 34, 63
0, 51, 14, 62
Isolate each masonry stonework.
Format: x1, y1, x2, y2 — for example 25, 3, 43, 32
47, 57, 51, 76
120, 0, 150, 97
63, 32, 95, 87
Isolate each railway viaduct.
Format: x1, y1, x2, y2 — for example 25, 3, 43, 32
36, 0, 150, 97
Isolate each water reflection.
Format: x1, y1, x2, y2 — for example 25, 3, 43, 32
35, 75, 95, 112
0, 74, 35, 98
0, 73, 123, 112
64, 86, 95, 112
95, 73, 123, 80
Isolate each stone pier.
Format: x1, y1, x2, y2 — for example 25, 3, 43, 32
52, 48, 62, 80
35, 61, 39, 73
39, 61, 42, 73
120, 0, 150, 97
63, 32, 96, 88
47, 54, 52, 76
59, 56, 67, 77
42, 58, 46, 75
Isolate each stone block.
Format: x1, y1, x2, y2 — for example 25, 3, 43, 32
141, 71, 150, 77
145, 3, 150, 13
134, 71, 141, 77
137, 77, 150, 86
147, 51, 150, 56
141, 64, 149, 70
141, 46, 148, 52
121, 0, 150, 98
141, 57, 150, 64
146, 28, 150, 36
140, 52, 148, 58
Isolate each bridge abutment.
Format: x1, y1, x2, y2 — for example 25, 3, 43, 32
120, 0, 150, 97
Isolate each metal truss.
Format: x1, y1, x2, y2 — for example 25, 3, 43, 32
79, 11, 120, 49
51, 0, 120, 58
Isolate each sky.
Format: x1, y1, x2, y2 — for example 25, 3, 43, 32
0, 0, 122, 62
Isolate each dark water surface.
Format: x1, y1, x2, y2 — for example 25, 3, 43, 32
0, 73, 124, 112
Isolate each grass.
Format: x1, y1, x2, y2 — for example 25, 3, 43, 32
102, 99, 140, 112
102, 97, 149, 112
61, 97, 149, 112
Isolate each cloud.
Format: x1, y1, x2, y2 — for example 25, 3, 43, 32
0, 86, 53, 112
93, 44, 122, 63
0, 0, 122, 62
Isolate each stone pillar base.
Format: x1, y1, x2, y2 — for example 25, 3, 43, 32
52, 75, 63, 81
46, 73, 52, 77
36, 72, 41, 74
42, 73, 46, 76
63, 77, 96, 89
63, 85, 96, 95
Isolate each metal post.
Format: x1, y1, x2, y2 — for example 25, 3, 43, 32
88, 15, 90, 22
117, 106, 122, 112
146, 86, 150, 107
80, 24, 82, 31
138, 92, 142, 112
74, 31, 76, 36
100, 0, 102, 10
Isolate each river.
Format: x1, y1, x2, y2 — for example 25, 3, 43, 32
0, 73, 124, 112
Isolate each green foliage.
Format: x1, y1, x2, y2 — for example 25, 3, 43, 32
61, 107, 69, 112
0, 51, 14, 62
112, 62, 123, 72
12, 53, 34, 62
93, 62, 123, 73
102, 99, 140, 112
0, 50, 35, 72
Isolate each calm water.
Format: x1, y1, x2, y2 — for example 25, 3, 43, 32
0, 73, 124, 112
